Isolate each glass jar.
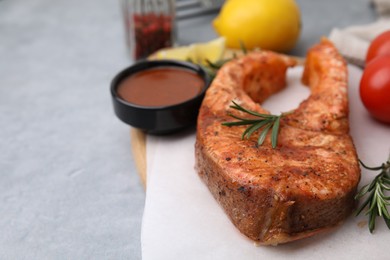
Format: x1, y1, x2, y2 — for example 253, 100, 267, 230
121, 0, 176, 61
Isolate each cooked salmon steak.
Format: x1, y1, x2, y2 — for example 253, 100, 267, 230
195, 39, 360, 245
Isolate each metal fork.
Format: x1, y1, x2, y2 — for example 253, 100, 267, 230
176, 0, 224, 19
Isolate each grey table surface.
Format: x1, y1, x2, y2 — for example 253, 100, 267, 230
0, 0, 376, 259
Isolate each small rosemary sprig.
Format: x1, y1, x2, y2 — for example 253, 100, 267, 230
186, 57, 232, 80
222, 101, 284, 148
203, 57, 233, 79
187, 42, 246, 80
355, 154, 390, 233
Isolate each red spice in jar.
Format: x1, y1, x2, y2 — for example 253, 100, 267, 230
132, 13, 173, 60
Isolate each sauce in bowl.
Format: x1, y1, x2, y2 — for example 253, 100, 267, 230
117, 67, 205, 107
111, 60, 210, 134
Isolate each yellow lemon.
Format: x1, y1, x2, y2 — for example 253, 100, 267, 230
156, 45, 196, 60
192, 37, 225, 64
213, 0, 301, 52
155, 37, 225, 64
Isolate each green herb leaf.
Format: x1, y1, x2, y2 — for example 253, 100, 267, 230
355, 154, 390, 233
271, 116, 281, 148
243, 120, 270, 140
222, 101, 284, 149
257, 123, 272, 146
239, 40, 248, 54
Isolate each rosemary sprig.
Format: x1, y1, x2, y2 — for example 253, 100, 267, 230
186, 57, 232, 80
222, 101, 284, 148
355, 154, 390, 233
203, 58, 233, 79
239, 40, 248, 54
187, 41, 246, 80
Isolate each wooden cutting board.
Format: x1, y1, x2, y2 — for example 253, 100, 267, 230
130, 49, 304, 189
131, 128, 147, 188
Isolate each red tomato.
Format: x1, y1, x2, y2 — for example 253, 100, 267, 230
360, 55, 390, 123
366, 30, 390, 64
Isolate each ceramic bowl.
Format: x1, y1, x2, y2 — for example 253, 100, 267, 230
110, 60, 210, 134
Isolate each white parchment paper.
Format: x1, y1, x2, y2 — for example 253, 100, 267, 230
142, 66, 390, 260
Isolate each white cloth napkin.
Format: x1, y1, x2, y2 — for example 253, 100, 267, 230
329, 1, 390, 66
372, 0, 390, 15
141, 66, 390, 259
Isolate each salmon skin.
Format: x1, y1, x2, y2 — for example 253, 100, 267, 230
195, 39, 360, 245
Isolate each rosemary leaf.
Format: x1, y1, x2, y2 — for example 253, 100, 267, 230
356, 193, 373, 216
257, 123, 272, 146
355, 183, 370, 200
243, 120, 271, 140
222, 101, 284, 149
369, 207, 377, 233
222, 120, 258, 127
239, 40, 248, 54
381, 202, 390, 218
205, 59, 223, 69
230, 101, 274, 118
381, 182, 390, 191
271, 116, 281, 148
226, 113, 260, 122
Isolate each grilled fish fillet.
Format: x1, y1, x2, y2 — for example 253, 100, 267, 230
195, 39, 360, 245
